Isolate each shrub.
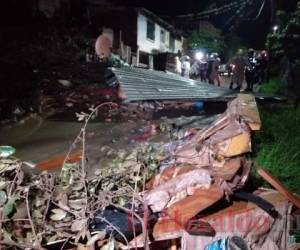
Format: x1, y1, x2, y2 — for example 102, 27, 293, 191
253, 105, 300, 194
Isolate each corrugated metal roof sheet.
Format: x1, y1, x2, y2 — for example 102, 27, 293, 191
107, 67, 236, 103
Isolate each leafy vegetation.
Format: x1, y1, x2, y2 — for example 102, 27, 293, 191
253, 105, 300, 194
266, 1, 300, 74
223, 34, 247, 61
258, 78, 287, 95
187, 23, 225, 54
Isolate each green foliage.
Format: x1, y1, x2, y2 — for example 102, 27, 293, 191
253, 105, 300, 194
3, 198, 17, 218
187, 25, 225, 54
0, 190, 7, 206
224, 34, 247, 61
258, 78, 287, 95
266, 2, 300, 61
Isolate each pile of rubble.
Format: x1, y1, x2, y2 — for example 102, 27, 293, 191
39, 82, 119, 114
0, 94, 299, 250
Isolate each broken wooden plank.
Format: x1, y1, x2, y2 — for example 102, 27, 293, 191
167, 186, 223, 227
145, 169, 211, 212
146, 165, 197, 190
217, 131, 251, 157
209, 120, 251, 157
153, 191, 287, 242
237, 94, 261, 130
213, 158, 242, 181
202, 190, 287, 220
257, 168, 300, 208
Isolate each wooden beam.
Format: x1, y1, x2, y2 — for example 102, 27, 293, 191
237, 94, 261, 131
258, 168, 300, 208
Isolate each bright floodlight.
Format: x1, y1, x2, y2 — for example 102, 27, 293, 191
195, 51, 204, 60
273, 25, 278, 31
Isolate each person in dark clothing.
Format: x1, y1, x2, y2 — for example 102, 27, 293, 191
209, 55, 221, 86
256, 50, 269, 84
198, 56, 208, 82
245, 49, 259, 91
207, 54, 214, 84
228, 49, 248, 91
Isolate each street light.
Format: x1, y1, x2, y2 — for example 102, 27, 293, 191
273, 25, 279, 33
195, 51, 204, 61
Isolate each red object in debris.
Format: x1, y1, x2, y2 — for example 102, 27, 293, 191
133, 124, 157, 142
36, 152, 82, 171
95, 88, 118, 98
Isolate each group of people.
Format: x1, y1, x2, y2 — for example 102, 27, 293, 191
175, 53, 222, 86
193, 53, 222, 86
228, 49, 268, 91
174, 49, 268, 92
175, 56, 191, 78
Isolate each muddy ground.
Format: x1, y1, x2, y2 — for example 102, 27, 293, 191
0, 109, 221, 177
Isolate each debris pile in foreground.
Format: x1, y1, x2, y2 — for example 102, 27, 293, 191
0, 94, 299, 250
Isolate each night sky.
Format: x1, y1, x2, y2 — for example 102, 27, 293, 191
115, 0, 274, 49
2, 0, 296, 49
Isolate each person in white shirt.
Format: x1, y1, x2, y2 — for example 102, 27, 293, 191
175, 56, 182, 75
181, 56, 191, 78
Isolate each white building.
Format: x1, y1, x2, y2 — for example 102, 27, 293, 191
90, 6, 184, 68
136, 10, 183, 54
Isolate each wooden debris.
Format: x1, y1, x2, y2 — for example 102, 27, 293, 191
213, 158, 242, 181
126, 191, 288, 248
146, 165, 197, 190
145, 169, 211, 212
167, 186, 223, 227
0, 94, 265, 248
258, 168, 300, 208
146, 94, 261, 215
236, 93, 261, 130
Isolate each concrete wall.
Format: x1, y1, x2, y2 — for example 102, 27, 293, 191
137, 13, 160, 53
137, 13, 174, 54
174, 38, 183, 53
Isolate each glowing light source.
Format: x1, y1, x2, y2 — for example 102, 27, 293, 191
195, 51, 204, 60
273, 25, 279, 32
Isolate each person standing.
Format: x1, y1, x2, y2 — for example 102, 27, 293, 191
209, 54, 221, 86
245, 48, 259, 91
199, 55, 208, 82
175, 56, 182, 75
228, 49, 248, 91
181, 56, 191, 78
190, 60, 200, 79
207, 54, 214, 84
257, 50, 269, 84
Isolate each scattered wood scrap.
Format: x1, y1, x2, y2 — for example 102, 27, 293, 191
258, 168, 300, 208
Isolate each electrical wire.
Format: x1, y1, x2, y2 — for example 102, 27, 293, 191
250, 0, 266, 20
176, 0, 248, 19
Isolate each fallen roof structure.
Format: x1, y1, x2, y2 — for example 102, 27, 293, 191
106, 67, 236, 103
106, 67, 285, 104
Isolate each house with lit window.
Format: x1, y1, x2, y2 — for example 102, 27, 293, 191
88, 5, 184, 68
